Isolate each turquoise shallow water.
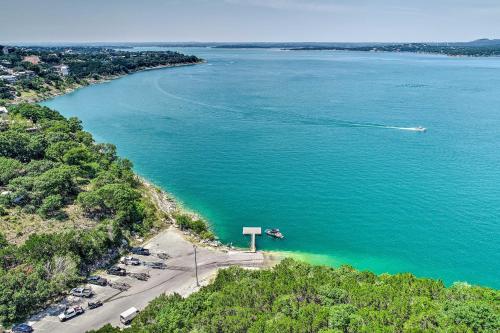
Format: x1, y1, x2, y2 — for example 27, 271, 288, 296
43, 48, 500, 288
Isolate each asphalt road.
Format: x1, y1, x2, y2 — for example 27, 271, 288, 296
27, 228, 265, 333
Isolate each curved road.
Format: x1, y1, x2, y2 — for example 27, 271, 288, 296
28, 228, 265, 333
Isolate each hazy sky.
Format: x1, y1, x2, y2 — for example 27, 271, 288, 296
1, 0, 498, 43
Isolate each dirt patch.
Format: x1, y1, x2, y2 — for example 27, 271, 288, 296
0, 204, 98, 244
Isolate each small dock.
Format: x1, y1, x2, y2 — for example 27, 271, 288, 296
242, 227, 261, 252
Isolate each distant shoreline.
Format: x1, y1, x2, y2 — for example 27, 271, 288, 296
19, 60, 205, 104
207, 42, 500, 57
281, 48, 497, 58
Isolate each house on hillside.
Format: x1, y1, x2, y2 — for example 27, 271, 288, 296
0, 106, 8, 115
0, 75, 17, 83
0, 65, 10, 75
54, 64, 69, 76
17, 70, 36, 79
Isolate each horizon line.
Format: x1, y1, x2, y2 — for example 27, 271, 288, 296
1, 38, 498, 46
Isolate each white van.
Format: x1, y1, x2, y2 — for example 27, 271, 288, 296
120, 307, 139, 325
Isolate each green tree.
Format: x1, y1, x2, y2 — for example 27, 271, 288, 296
77, 183, 140, 221
32, 165, 78, 202
9, 103, 64, 123
44, 141, 79, 162
0, 130, 44, 162
63, 146, 92, 166
0, 157, 23, 185
0, 232, 7, 249
448, 301, 499, 332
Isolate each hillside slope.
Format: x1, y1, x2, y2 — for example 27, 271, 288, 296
91, 259, 499, 332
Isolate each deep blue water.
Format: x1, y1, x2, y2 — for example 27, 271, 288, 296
43, 48, 500, 288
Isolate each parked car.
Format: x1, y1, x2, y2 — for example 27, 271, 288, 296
145, 261, 166, 269
120, 307, 139, 325
129, 272, 150, 281
157, 252, 170, 260
58, 306, 84, 322
71, 287, 93, 297
87, 275, 108, 286
11, 323, 33, 332
107, 266, 127, 276
131, 247, 150, 256
120, 256, 141, 266
88, 300, 103, 309
109, 281, 131, 291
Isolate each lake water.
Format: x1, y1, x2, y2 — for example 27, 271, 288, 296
43, 48, 500, 288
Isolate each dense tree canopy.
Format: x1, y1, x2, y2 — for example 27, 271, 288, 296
91, 259, 499, 333
0, 104, 162, 325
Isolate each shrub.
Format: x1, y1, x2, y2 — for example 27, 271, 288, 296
37, 194, 63, 217
173, 213, 213, 239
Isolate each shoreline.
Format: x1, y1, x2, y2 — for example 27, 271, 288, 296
139, 176, 283, 266
15, 60, 205, 104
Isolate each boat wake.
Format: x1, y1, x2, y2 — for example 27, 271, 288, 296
154, 78, 239, 113
353, 124, 427, 132
383, 126, 426, 132
154, 79, 426, 132
303, 120, 427, 132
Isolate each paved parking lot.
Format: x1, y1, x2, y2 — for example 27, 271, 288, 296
27, 227, 265, 333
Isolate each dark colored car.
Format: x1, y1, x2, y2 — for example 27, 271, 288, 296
131, 247, 150, 256
107, 266, 127, 276
109, 282, 131, 291
157, 252, 170, 260
87, 275, 108, 286
12, 323, 34, 333
129, 272, 150, 281
146, 261, 167, 269
88, 300, 103, 309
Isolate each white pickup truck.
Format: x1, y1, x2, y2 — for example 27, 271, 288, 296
58, 306, 84, 322
71, 287, 93, 297
120, 256, 141, 266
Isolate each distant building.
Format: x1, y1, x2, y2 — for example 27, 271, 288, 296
0, 75, 17, 83
0, 106, 8, 114
17, 70, 36, 79
54, 64, 69, 76
2, 46, 9, 55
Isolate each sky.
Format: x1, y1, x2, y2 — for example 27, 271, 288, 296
0, 0, 498, 43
